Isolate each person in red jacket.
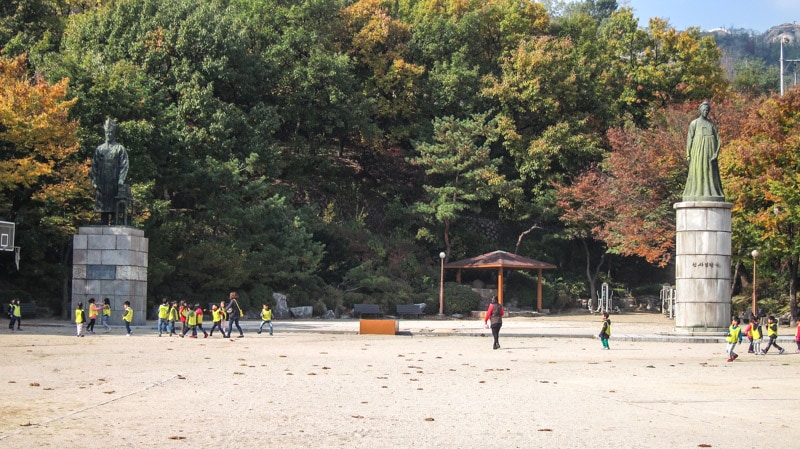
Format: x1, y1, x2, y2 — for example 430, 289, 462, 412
484, 296, 504, 350
795, 320, 800, 353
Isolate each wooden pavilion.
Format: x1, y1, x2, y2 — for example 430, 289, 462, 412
444, 250, 557, 311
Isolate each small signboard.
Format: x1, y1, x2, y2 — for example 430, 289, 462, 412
0, 221, 14, 251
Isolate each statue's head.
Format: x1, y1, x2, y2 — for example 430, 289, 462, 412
699, 101, 710, 115
103, 118, 118, 142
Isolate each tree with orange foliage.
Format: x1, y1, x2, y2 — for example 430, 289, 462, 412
556, 104, 692, 303
721, 90, 800, 321
0, 54, 91, 315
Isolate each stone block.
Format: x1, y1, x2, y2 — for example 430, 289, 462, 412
676, 255, 730, 279
675, 278, 731, 302
101, 249, 132, 266
73, 234, 88, 250
88, 235, 116, 250
86, 250, 102, 264
675, 302, 730, 330
102, 226, 144, 237
73, 264, 87, 280
114, 281, 132, 296
72, 279, 87, 294
78, 226, 104, 235
115, 235, 134, 250
132, 281, 147, 297
359, 319, 398, 335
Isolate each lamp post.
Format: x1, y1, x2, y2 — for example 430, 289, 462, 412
751, 249, 759, 316
438, 252, 446, 317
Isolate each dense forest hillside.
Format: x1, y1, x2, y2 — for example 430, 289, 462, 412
713, 22, 800, 93
1, 0, 798, 321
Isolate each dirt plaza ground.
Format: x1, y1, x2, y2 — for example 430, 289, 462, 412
1, 314, 799, 448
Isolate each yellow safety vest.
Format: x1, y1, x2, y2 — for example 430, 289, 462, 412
195, 310, 203, 324
75, 309, 85, 323
123, 308, 133, 323
726, 325, 741, 343
212, 309, 221, 322
767, 323, 778, 338
158, 304, 169, 319
261, 309, 272, 321
103, 305, 111, 317
602, 319, 611, 336
187, 311, 197, 326
750, 324, 762, 340
168, 306, 179, 321
13, 304, 21, 318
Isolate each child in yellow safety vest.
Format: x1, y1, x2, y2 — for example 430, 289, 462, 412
209, 304, 227, 338
101, 298, 111, 332
761, 316, 785, 355
122, 301, 133, 336
745, 317, 763, 355
194, 304, 208, 338
258, 304, 273, 336
167, 301, 179, 336
725, 317, 743, 362
181, 307, 198, 338
87, 298, 98, 334
157, 299, 170, 337
75, 302, 86, 337
8, 299, 21, 331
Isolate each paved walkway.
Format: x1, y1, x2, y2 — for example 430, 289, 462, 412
20, 312, 797, 344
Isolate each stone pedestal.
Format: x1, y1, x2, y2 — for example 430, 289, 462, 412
72, 226, 148, 326
673, 201, 732, 333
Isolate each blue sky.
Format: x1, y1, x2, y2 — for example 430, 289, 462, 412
624, 0, 800, 33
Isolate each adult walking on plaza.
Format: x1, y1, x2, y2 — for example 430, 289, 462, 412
484, 296, 503, 350
225, 291, 245, 338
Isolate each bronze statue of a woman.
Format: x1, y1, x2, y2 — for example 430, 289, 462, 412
682, 101, 724, 202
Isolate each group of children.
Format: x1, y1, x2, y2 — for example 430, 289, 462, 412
725, 315, 800, 362
153, 299, 274, 339
74, 298, 124, 337
597, 312, 800, 360
73, 297, 275, 339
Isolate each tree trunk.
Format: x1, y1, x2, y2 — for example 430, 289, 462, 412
443, 218, 451, 262
583, 239, 606, 305
60, 240, 72, 319
730, 260, 741, 297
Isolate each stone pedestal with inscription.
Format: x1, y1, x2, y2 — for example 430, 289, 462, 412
72, 226, 148, 326
673, 201, 732, 333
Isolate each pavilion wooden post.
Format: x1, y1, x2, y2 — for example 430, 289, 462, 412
498, 267, 504, 305
537, 269, 543, 311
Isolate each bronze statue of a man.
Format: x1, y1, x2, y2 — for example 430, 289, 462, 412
91, 118, 129, 225
682, 101, 724, 202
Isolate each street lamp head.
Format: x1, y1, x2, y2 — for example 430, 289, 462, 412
751, 249, 759, 258
439, 252, 446, 260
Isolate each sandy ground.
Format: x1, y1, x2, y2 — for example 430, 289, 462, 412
1, 318, 799, 449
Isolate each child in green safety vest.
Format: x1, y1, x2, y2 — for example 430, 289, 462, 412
725, 317, 742, 362
598, 312, 611, 350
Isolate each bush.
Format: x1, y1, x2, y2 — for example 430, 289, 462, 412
426, 282, 481, 315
